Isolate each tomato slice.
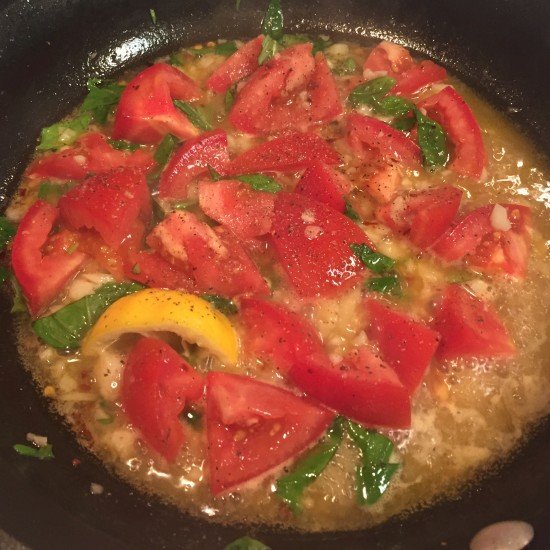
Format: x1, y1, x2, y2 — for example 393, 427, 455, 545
365, 297, 439, 392
347, 113, 421, 167
27, 132, 155, 181
392, 61, 447, 97
295, 161, 352, 213
11, 200, 87, 315
431, 203, 531, 278
121, 337, 204, 462
148, 211, 269, 297
198, 180, 275, 239
376, 186, 463, 249
227, 132, 340, 174
270, 192, 371, 297
59, 168, 151, 250
206, 35, 264, 93
289, 346, 411, 428
239, 298, 328, 374
229, 45, 342, 134
206, 372, 334, 495
113, 63, 203, 144
362, 162, 403, 204
363, 41, 414, 77
419, 86, 486, 179
158, 130, 230, 200
433, 285, 515, 360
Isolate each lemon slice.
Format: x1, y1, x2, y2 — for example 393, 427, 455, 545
81, 289, 238, 364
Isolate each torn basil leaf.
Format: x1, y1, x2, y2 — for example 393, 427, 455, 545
201, 293, 238, 315
154, 133, 177, 167
348, 76, 396, 108
81, 78, 125, 125
10, 275, 27, 314
350, 243, 396, 274
312, 35, 332, 55
280, 33, 310, 47
234, 173, 281, 193
13, 443, 54, 460
357, 462, 400, 505
225, 85, 236, 112
32, 282, 144, 349
208, 165, 223, 181
335, 57, 357, 76
344, 200, 362, 223
414, 108, 449, 169
374, 95, 414, 117
225, 536, 269, 550
186, 41, 238, 58
261, 0, 283, 41
173, 100, 213, 131
108, 139, 139, 151
392, 115, 416, 132
276, 417, 344, 514
149, 8, 157, 24
0, 217, 16, 252
37, 181, 71, 204
37, 113, 92, 151
258, 34, 280, 65
365, 274, 402, 296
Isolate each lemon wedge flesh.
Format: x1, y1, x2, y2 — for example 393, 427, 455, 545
81, 289, 238, 364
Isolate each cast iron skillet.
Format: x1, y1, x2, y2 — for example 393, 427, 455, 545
0, 0, 549, 548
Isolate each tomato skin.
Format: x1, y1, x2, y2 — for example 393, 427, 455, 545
392, 61, 447, 97
11, 200, 87, 315
148, 211, 269, 297
433, 285, 515, 360
27, 132, 155, 181
289, 347, 411, 429
206, 372, 334, 495
59, 168, 151, 250
431, 203, 531, 278
347, 113, 422, 167
227, 132, 340, 174
270, 192, 371, 297
363, 41, 414, 77
295, 161, 352, 213
306, 52, 343, 124
121, 337, 204, 462
419, 86, 486, 179
158, 130, 230, 200
198, 180, 275, 239
376, 186, 463, 249
365, 297, 439, 392
239, 298, 328, 374
113, 63, 203, 145
206, 35, 264, 93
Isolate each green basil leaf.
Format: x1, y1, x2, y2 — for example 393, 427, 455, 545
0, 266, 8, 286
350, 243, 395, 274
186, 41, 238, 58
208, 165, 223, 181
37, 113, 92, 151
312, 36, 332, 55
346, 420, 394, 463
149, 8, 157, 24
334, 57, 357, 76
344, 200, 362, 223
10, 275, 27, 314
172, 201, 195, 211
81, 79, 125, 125
374, 95, 414, 117
154, 134, 177, 166
0, 217, 16, 252
261, 0, 283, 40
414, 108, 449, 169
364, 274, 402, 296
275, 417, 344, 514
391, 115, 416, 132
235, 0, 242, 10
201, 293, 238, 315
108, 139, 139, 151
13, 443, 54, 460
235, 173, 281, 193
37, 181, 71, 204
169, 53, 183, 66
280, 33, 310, 47
357, 462, 399, 505
348, 76, 396, 107
173, 100, 213, 131
225, 536, 269, 550
258, 35, 280, 65
32, 282, 144, 349
225, 85, 236, 112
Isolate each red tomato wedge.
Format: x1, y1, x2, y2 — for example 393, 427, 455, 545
392, 61, 447, 97
148, 211, 269, 297
363, 41, 414, 77
227, 131, 340, 175
11, 200, 87, 315
198, 180, 275, 239
229, 45, 342, 134
365, 297, 439, 392
433, 285, 515, 360
289, 346, 411, 428
27, 132, 155, 181
295, 161, 352, 213
431, 203, 531, 278
419, 86, 486, 179
59, 168, 151, 250
376, 186, 463, 249
113, 63, 203, 144
121, 337, 204, 462
239, 298, 328, 374
158, 130, 230, 200
362, 162, 403, 204
270, 192, 371, 297
347, 114, 421, 167
206, 35, 264, 93
124, 250, 196, 291
206, 372, 334, 495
